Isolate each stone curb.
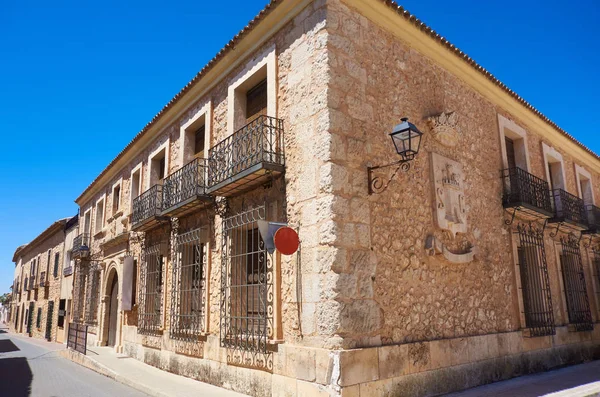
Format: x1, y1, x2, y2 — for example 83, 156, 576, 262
58, 349, 170, 397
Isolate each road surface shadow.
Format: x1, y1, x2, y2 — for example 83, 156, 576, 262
0, 339, 20, 353
0, 357, 32, 397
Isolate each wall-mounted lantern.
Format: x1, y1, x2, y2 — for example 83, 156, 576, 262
368, 117, 423, 195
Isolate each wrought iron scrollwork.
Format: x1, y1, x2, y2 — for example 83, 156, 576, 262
214, 196, 229, 217
368, 160, 411, 195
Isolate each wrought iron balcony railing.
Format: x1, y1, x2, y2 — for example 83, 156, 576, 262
501, 167, 553, 217
162, 158, 209, 215
585, 205, 600, 234
63, 266, 73, 276
550, 189, 588, 228
40, 272, 47, 287
132, 184, 163, 229
207, 115, 285, 195
73, 233, 90, 255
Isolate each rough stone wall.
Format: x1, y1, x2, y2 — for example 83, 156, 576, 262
326, 0, 600, 349
15, 229, 65, 342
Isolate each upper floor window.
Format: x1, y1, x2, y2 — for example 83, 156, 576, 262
194, 126, 205, 159
53, 252, 60, 278
227, 46, 276, 135
130, 164, 142, 213
575, 164, 595, 205
83, 209, 92, 235
542, 143, 566, 191
498, 115, 530, 172
179, 102, 211, 167
95, 198, 105, 233
148, 141, 169, 188
112, 183, 121, 214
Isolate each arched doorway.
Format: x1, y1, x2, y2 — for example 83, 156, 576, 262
107, 274, 119, 347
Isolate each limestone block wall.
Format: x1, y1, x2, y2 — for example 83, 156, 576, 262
326, 0, 600, 348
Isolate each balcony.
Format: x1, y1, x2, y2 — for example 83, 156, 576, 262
583, 205, 600, 234
501, 167, 553, 218
207, 115, 285, 196
549, 189, 588, 229
162, 158, 211, 217
132, 184, 167, 231
72, 233, 90, 258
63, 266, 73, 276
39, 272, 47, 288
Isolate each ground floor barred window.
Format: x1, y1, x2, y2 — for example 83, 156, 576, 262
139, 239, 167, 335
170, 227, 207, 340
220, 205, 274, 356
559, 235, 593, 331
516, 224, 555, 336
85, 263, 101, 325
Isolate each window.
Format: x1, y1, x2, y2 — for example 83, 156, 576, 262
221, 205, 274, 362
113, 184, 121, 214
194, 126, 205, 158
515, 224, 555, 337
130, 165, 142, 214
245, 79, 267, 123
179, 102, 211, 166
95, 198, 105, 233
148, 141, 169, 188
36, 307, 42, 329
559, 236, 593, 332
57, 299, 66, 328
46, 250, 51, 279
227, 45, 276, 135
83, 210, 92, 235
53, 253, 60, 278
170, 228, 207, 340
159, 157, 166, 180
45, 301, 54, 341
542, 143, 566, 191
505, 137, 517, 171
139, 240, 166, 335
85, 265, 101, 325
498, 115, 530, 172
575, 165, 595, 205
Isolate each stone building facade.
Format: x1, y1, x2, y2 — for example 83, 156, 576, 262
10, 219, 70, 343
67, 0, 600, 396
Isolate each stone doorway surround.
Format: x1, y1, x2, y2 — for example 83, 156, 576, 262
100, 262, 123, 353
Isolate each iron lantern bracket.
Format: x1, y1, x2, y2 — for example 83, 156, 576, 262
367, 159, 412, 195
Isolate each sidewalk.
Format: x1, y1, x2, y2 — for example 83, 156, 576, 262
445, 360, 600, 397
59, 346, 249, 397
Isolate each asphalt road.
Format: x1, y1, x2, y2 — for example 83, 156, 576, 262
0, 325, 148, 397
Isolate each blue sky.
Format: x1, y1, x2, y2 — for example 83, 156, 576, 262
0, 0, 598, 294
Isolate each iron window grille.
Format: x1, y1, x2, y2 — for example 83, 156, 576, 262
73, 263, 88, 322
162, 158, 208, 212
132, 185, 163, 227
551, 189, 588, 227
559, 235, 593, 331
45, 301, 54, 341
36, 307, 42, 329
593, 248, 600, 304
27, 302, 34, 334
208, 115, 285, 188
220, 205, 274, 368
139, 240, 167, 335
170, 227, 208, 341
501, 167, 553, 216
85, 263, 101, 325
516, 223, 555, 337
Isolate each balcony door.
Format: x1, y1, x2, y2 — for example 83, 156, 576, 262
246, 79, 267, 123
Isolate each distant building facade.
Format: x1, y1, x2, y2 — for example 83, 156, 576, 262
10, 0, 600, 396
10, 218, 74, 343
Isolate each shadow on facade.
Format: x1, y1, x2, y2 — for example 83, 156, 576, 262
0, 339, 20, 353
0, 357, 32, 397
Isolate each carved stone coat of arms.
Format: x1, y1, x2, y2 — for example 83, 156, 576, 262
431, 152, 467, 237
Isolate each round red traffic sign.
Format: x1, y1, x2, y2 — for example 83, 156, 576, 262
274, 227, 300, 255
